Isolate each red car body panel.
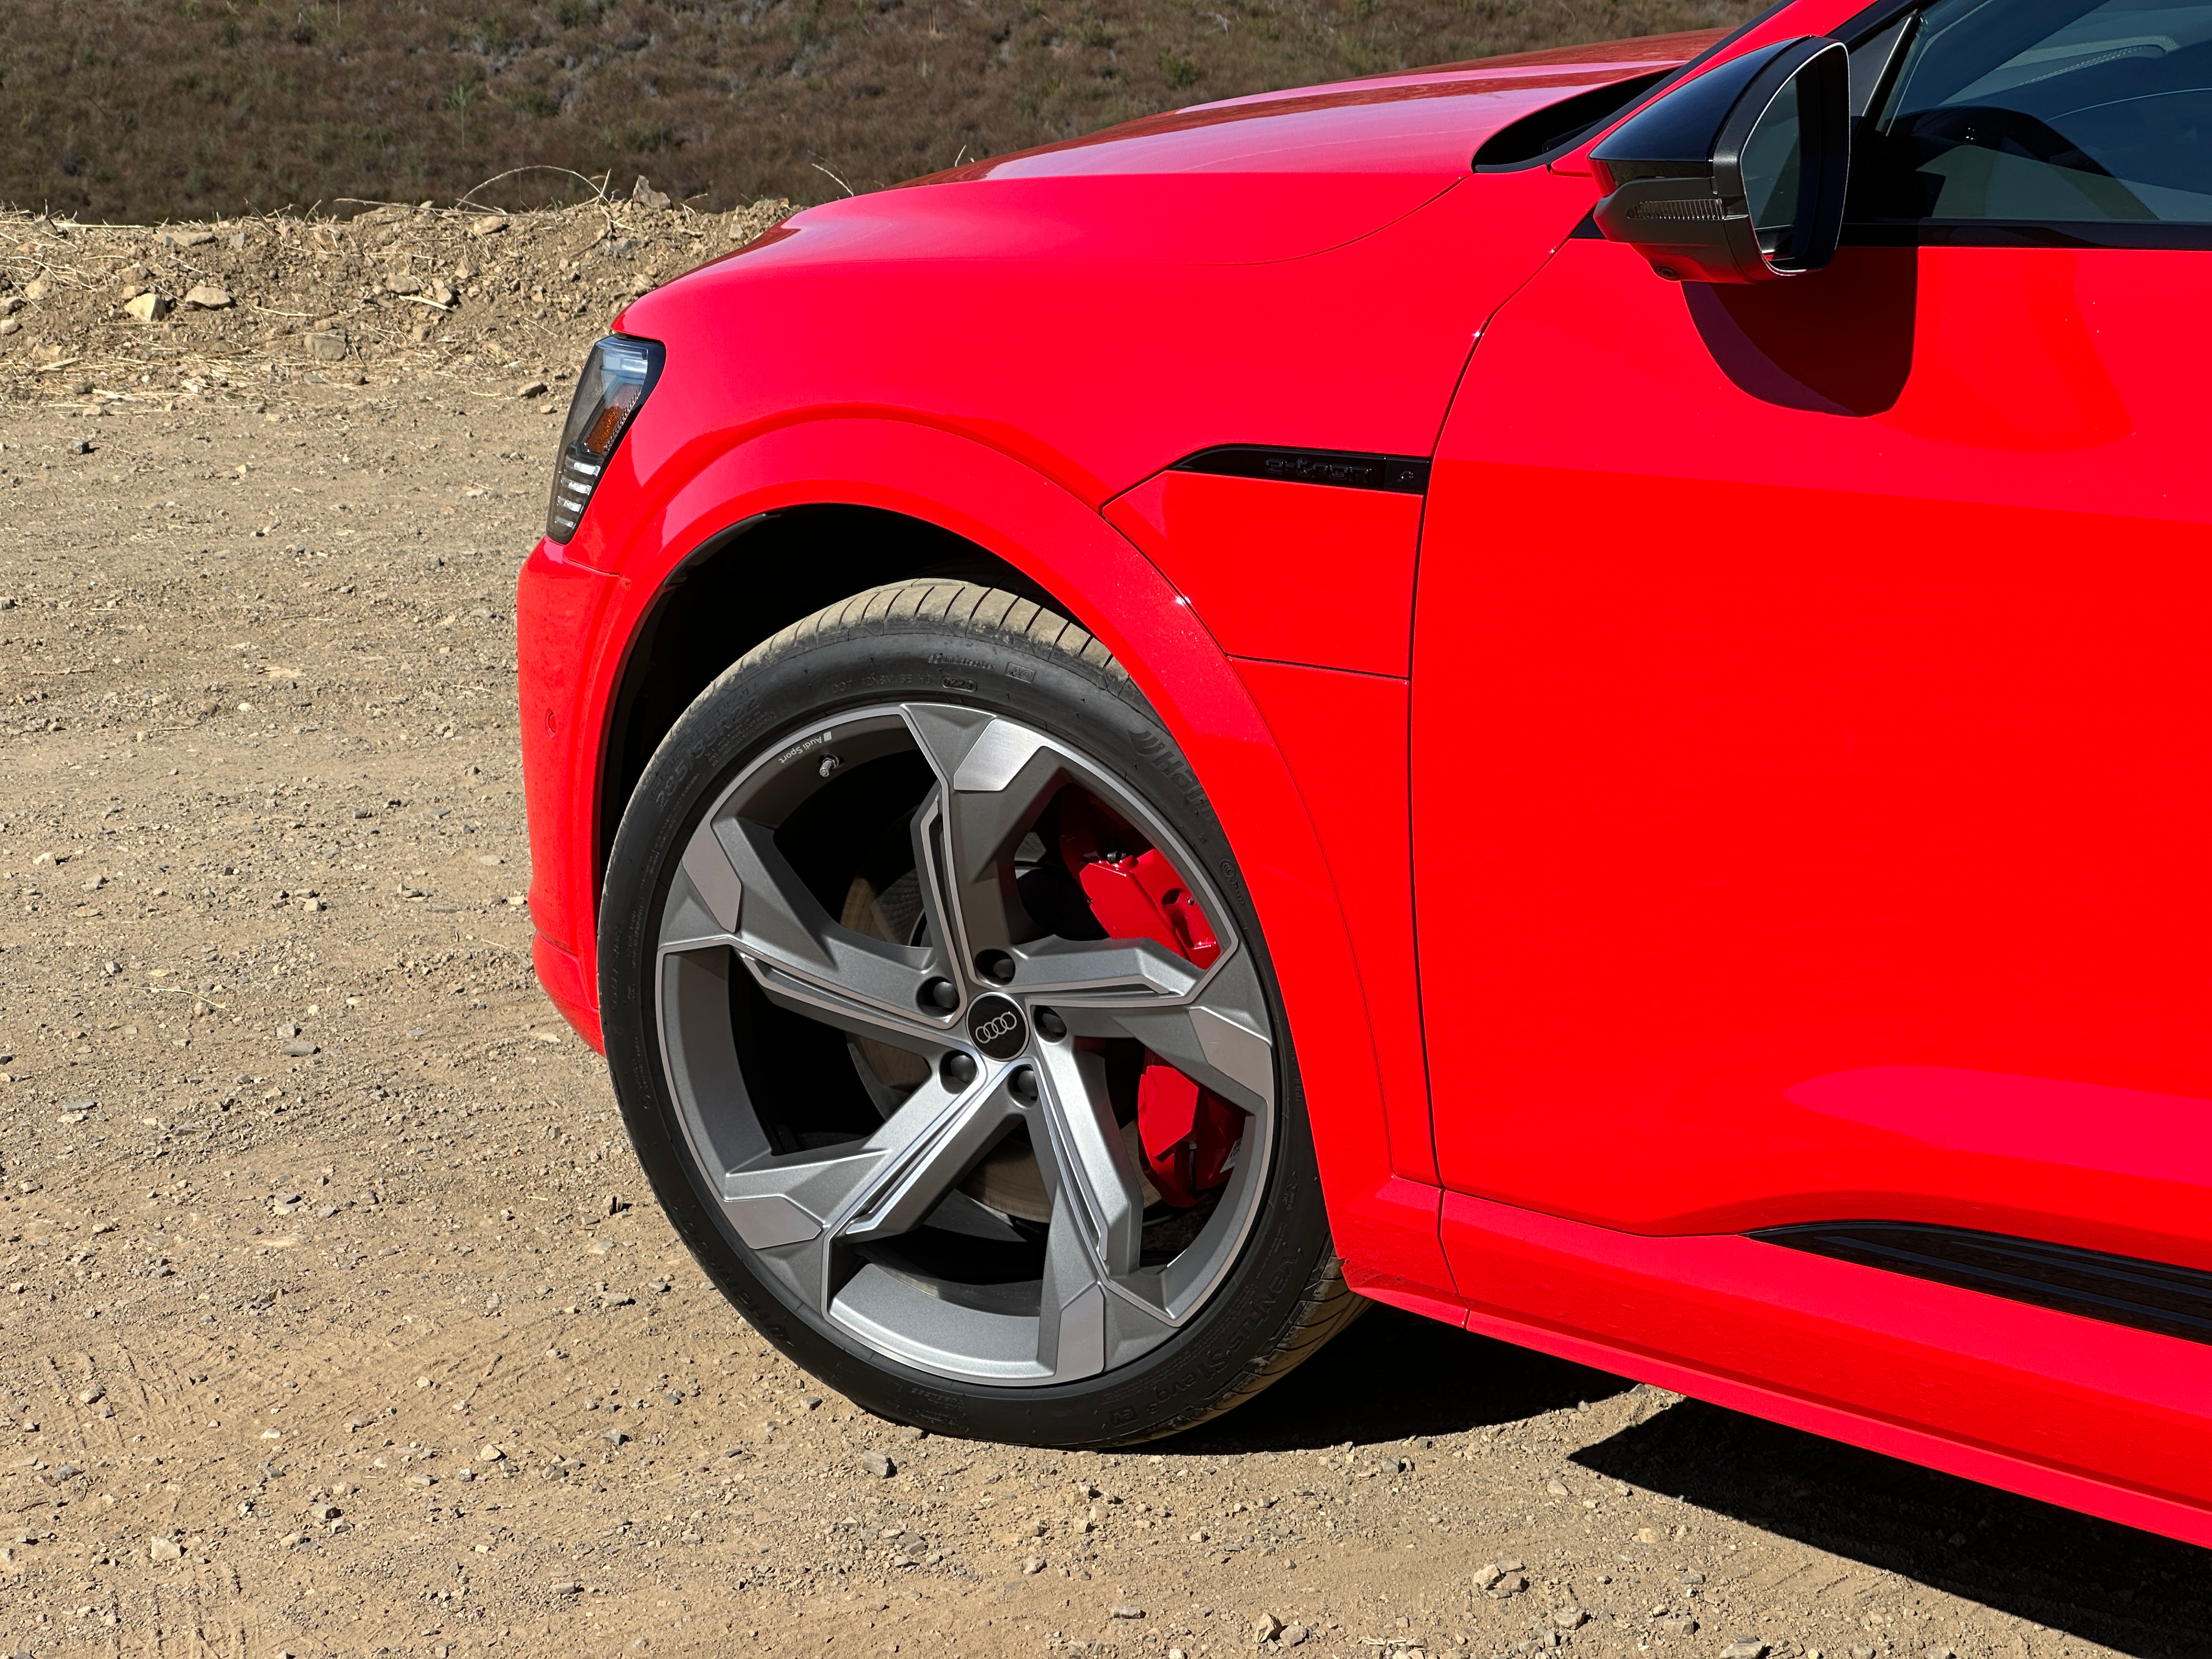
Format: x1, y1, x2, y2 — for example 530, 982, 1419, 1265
1418, 238, 2212, 1270
517, 0, 2212, 1551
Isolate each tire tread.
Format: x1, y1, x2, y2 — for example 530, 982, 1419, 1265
738, 579, 1135, 695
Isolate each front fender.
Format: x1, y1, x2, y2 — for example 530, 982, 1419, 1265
519, 413, 1452, 1307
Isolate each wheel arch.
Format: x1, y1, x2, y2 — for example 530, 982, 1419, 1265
594, 503, 1050, 906
559, 414, 1451, 1312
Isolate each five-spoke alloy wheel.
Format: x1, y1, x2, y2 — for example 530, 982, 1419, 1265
599, 582, 1361, 1445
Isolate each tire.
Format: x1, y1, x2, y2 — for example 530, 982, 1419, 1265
598, 580, 1362, 1446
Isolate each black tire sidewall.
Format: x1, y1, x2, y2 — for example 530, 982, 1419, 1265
597, 605, 1331, 1446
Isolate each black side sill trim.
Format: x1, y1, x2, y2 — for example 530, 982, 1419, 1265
1172, 445, 1430, 495
1756, 1221, 2212, 1346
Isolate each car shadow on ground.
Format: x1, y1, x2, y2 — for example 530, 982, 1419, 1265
1156, 1304, 1638, 1453
1572, 1400, 2212, 1659
1156, 1306, 2210, 1657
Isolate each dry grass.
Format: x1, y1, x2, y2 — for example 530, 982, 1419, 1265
6, 0, 1765, 221
0, 194, 792, 406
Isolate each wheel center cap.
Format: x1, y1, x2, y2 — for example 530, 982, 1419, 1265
966, 993, 1027, 1060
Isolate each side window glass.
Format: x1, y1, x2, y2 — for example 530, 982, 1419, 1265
1850, 0, 2212, 225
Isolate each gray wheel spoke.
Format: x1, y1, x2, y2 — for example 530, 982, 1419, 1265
1008, 935, 1204, 999
1047, 948, 1276, 1115
663, 810, 952, 1054
905, 707, 1078, 958
1031, 1041, 1146, 1279
718, 1069, 1022, 1311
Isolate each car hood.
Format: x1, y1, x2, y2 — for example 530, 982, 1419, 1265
727, 31, 1717, 265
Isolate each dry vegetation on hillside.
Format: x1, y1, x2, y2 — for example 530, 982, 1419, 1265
6, 0, 1765, 220
0, 193, 791, 408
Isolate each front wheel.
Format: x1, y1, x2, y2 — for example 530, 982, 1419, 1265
597, 581, 1361, 1445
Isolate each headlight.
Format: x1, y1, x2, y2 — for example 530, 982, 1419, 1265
545, 336, 664, 544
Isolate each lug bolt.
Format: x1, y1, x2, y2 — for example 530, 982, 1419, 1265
940, 1052, 979, 1090
918, 977, 958, 1012
975, 950, 1016, 984
1034, 1007, 1067, 1041
1008, 1067, 1039, 1105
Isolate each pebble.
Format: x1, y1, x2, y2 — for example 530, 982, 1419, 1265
1020, 1555, 1045, 1575
1720, 1642, 1768, 1659
148, 1535, 182, 1561
1280, 1626, 1310, 1647
181, 284, 234, 309
604, 1429, 628, 1446
1554, 1610, 1588, 1630
1108, 1604, 1144, 1620
517, 380, 549, 399
1254, 1613, 1284, 1643
285, 1041, 319, 1057
468, 215, 510, 238
861, 1451, 896, 1479
125, 292, 166, 322
479, 1443, 504, 1462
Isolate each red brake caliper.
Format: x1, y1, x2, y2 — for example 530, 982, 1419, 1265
1059, 797, 1239, 1207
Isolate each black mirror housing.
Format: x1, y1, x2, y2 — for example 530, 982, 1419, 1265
1592, 37, 1850, 284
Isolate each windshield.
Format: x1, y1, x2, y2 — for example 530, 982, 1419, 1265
1855, 0, 2212, 222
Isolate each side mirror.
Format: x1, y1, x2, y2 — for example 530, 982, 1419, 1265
1592, 37, 1849, 284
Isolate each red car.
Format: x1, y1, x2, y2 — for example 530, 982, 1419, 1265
517, 0, 2212, 1548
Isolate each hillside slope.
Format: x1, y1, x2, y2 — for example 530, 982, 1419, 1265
6, 0, 1760, 221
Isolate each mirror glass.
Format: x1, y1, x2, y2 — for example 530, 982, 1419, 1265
1743, 77, 1806, 251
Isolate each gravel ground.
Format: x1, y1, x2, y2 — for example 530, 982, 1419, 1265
0, 355, 2206, 1659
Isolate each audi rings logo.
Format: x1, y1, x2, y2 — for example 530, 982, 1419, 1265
966, 993, 1028, 1060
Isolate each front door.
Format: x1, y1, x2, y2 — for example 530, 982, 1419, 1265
1412, 0, 2212, 1272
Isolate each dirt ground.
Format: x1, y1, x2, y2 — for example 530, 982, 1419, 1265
0, 241, 2208, 1659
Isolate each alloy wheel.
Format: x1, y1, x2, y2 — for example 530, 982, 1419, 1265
651, 702, 1278, 1387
